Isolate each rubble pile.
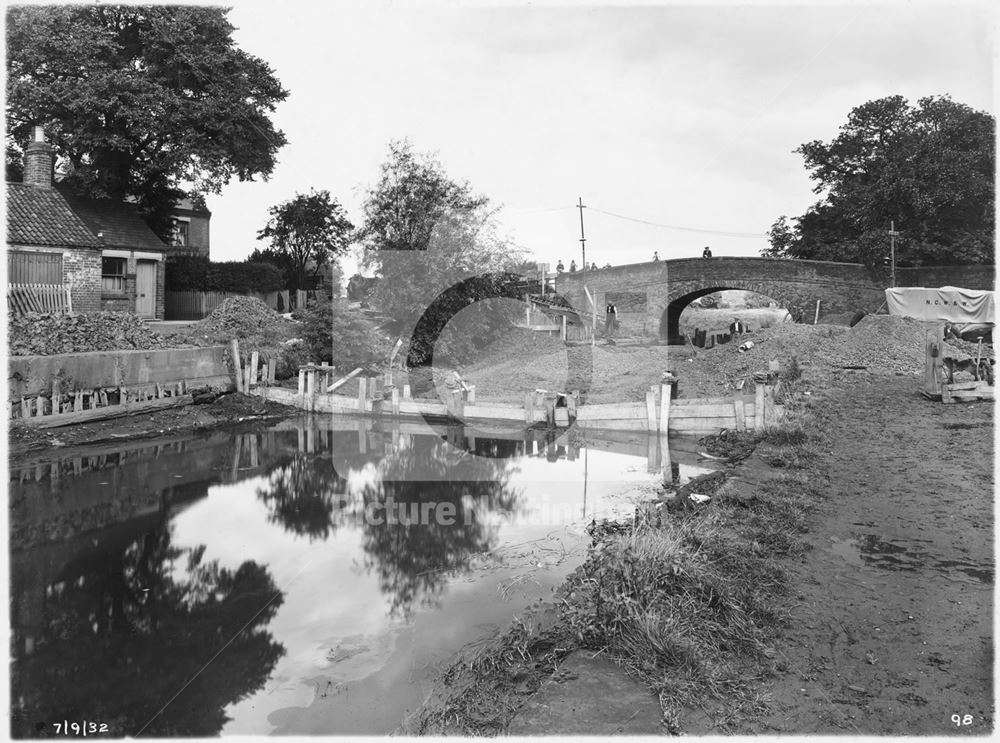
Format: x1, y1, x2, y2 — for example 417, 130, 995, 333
198, 296, 286, 340
9, 312, 167, 356
839, 315, 934, 373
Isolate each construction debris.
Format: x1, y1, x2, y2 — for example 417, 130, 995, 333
9, 312, 167, 356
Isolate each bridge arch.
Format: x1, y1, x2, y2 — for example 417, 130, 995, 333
658, 283, 798, 343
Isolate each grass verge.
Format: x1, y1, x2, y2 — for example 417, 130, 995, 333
403, 412, 822, 735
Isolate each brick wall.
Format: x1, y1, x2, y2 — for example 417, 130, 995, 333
99, 256, 166, 318
187, 214, 210, 258
62, 248, 102, 313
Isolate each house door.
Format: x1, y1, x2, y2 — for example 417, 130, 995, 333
136, 261, 157, 318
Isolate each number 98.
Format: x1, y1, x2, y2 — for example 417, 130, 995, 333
952, 714, 973, 726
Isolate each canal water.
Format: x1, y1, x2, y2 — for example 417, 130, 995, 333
9, 415, 715, 737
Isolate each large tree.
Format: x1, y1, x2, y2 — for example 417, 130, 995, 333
765, 95, 994, 266
6, 5, 288, 237
360, 141, 525, 364
256, 189, 354, 291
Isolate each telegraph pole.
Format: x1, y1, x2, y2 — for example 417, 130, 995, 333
578, 197, 595, 343
888, 221, 899, 287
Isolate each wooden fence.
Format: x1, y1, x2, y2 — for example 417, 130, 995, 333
8, 284, 72, 315
165, 290, 289, 320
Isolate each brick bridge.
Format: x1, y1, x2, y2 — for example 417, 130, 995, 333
553, 257, 995, 342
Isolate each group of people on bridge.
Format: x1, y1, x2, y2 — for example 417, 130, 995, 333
555, 246, 714, 273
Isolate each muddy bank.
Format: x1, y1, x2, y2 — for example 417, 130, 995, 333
742, 374, 993, 735
401, 370, 993, 735
8, 391, 297, 463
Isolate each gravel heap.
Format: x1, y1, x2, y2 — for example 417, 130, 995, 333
676, 315, 954, 395
198, 296, 285, 339
8, 312, 167, 356
839, 314, 935, 373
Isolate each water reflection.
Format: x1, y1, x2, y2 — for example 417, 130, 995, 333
9, 417, 714, 737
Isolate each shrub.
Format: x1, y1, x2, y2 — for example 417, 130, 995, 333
301, 301, 390, 372
166, 256, 284, 293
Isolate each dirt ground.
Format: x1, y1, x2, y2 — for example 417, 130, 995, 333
740, 374, 994, 735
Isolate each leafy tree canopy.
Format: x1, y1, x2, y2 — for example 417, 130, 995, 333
256, 189, 354, 290
765, 95, 994, 267
6, 5, 288, 237
360, 141, 526, 363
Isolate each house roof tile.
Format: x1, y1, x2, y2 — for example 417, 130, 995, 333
6, 183, 102, 248
58, 187, 167, 251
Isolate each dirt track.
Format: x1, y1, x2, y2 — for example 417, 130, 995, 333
746, 374, 993, 735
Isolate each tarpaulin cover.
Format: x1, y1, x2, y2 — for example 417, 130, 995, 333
885, 286, 995, 326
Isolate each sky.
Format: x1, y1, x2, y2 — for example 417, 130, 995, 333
203, 0, 995, 275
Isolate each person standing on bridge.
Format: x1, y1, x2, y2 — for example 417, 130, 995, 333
702, 246, 713, 258
569, 259, 577, 272
652, 251, 660, 261
605, 301, 617, 335
556, 259, 565, 274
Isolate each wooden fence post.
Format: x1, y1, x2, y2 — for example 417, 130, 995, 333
660, 383, 671, 434
358, 377, 368, 412
754, 383, 766, 431
230, 339, 243, 392
732, 390, 746, 432
267, 359, 276, 385
249, 351, 260, 388
646, 389, 657, 432
763, 384, 776, 427
306, 368, 316, 411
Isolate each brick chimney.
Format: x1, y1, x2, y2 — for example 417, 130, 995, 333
23, 126, 54, 187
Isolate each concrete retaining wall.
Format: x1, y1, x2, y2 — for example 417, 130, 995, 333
9, 346, 233, 399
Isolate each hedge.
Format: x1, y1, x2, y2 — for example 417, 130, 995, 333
166, 256, 284, 293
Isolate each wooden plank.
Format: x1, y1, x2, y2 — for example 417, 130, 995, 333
306, 369, 316, 411
74, 390, 83, 412
733, 391, 746, 432
754, 383, 766, 432
464, 404, 528, 422
24, 394, 194, 429
403, 384, 412, 400
297, 369, 306, 406
645, 390, 657, 431
267, 359, 277, 384
327, 367, 363, 392
575, 402, 647, 421
391, 386, 400, 416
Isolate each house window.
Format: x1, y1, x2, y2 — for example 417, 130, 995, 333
102, 257, 126, 293
8, 250, 63, 285
172, 219, 189, 247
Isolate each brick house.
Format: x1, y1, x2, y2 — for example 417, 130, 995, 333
169, 197, 211, 259
6, 127, 168, 319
